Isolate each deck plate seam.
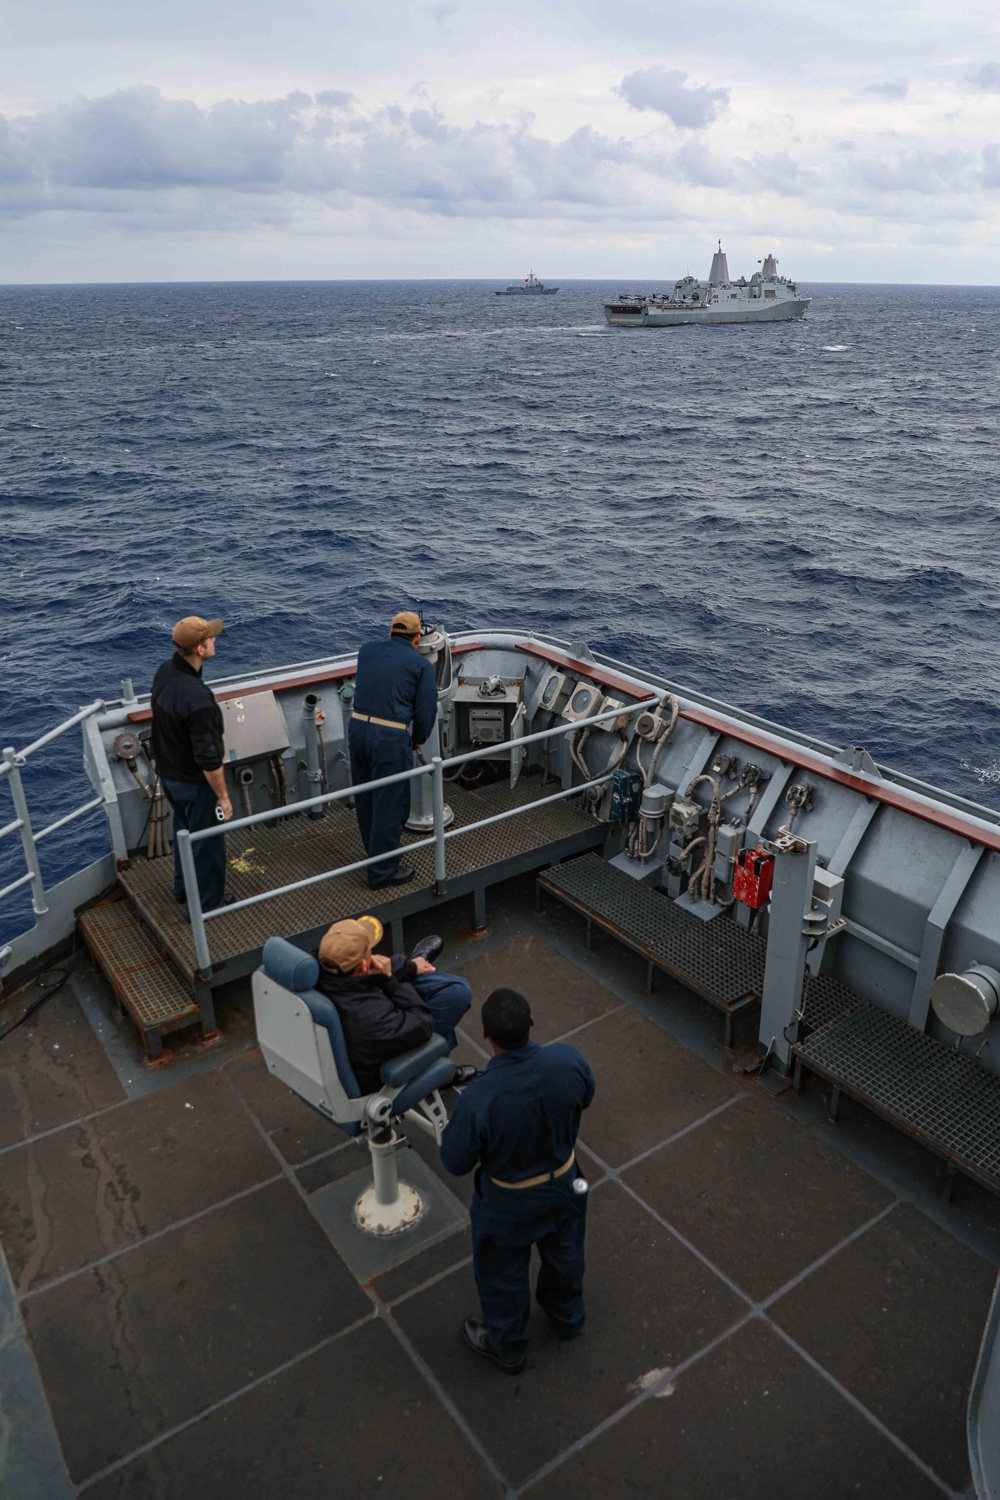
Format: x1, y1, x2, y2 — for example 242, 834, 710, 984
73, 1312, 379, 1494
219, 1064, 512, 1494
15, 1171, 286, 1303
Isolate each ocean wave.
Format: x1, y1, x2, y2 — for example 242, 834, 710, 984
1, 276, 999, 903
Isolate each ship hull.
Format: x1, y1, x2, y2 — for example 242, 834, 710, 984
496, 288, 559, 295
605, 298, 810, 327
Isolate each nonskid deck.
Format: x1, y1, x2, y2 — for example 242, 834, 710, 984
0, 881, 997, 1497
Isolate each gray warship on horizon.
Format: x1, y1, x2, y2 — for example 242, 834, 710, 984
0, 622, 997, 1497
496, 270, 559, 295
605, 242, 810, 326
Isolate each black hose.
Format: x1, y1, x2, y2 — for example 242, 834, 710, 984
0, 967, 71, 1043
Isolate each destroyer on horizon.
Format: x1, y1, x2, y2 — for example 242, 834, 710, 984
605, 244, 809, 327
496, 271, 559, 295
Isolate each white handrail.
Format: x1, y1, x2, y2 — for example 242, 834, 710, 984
176, 691, 662, 974
0, 699, 108, 919
0, 701, 105, 777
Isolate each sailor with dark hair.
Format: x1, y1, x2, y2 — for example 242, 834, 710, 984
349, 610, 438, 889
440, 987, 596, 1375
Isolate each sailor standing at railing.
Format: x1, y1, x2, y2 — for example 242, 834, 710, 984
150, 616, 235, 914
349, 611, 438, 889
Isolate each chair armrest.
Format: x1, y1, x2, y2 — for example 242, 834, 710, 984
392, 1058, 457, 1118
380, 1033, 449, 1087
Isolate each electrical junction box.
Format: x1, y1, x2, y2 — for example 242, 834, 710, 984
714, 822, 745, 885
562, 682, 605, 724
219, 691, 290, 765
733, 845, 775, 909
453, 682, 521, 755
609, 769, 642, 825
669, 797, 701, 842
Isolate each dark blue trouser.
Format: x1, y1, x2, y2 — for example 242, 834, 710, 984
411, 971, 472, 1052
162, 777, 228, 913
470, 1173, 587, 1360
348, 720, 413, 887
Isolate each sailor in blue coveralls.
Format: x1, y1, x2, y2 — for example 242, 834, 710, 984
440, 988, 596, 1375
349, 610, 438, 889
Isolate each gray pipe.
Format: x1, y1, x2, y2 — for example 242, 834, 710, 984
302, 695, 325, 819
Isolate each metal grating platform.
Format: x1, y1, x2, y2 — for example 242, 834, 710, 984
795, 1000, 1000, 1193
800, 973, 869, 1033
79, 902, 198, 1037
119, 778, 603, 982
538, 852, 766, 1022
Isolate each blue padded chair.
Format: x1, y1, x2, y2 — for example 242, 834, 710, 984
252, 936, 456, 1143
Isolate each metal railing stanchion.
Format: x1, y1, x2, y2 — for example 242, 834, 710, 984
431, 756, 447, 896
2, 748, 48, 916
176, 829, 212, 975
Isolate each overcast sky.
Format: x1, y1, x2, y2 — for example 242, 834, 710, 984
1, 0, 998, 282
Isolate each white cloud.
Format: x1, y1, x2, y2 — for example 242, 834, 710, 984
0, 13, 999, 284
861, 79, 909, 99
967, 62, 1000, 94
616, 68, 730, 129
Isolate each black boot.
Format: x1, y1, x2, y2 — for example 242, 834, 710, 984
451, 1065, 481, 1088
462, 1317, 525, 1375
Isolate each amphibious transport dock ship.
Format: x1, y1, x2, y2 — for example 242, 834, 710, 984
605, 244, 810, 326
0, 626, 998, 1499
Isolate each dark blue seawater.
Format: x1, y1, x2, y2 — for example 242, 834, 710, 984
2, 279, 1000, 938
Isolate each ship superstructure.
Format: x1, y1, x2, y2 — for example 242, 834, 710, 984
605, 242, 809, 326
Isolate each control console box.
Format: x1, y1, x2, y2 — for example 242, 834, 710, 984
452, 682, 521, 755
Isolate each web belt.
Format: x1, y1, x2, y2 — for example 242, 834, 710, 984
351, 711, 409, 731
490, 1154, 575, 1190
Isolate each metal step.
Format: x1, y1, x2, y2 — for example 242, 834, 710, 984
794, 992, 1000, 1196
78, 900, 201, 1061
537, 852, 765, 1045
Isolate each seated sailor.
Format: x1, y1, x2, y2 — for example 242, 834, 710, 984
316, 917, 480, 1092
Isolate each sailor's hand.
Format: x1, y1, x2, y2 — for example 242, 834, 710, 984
218, 796, 234, 822
369, 954, 392, 975
412, 956, 436, 976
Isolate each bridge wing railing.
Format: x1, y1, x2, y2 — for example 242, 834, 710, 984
179, 695, 660, 975
0, 702, 107, 916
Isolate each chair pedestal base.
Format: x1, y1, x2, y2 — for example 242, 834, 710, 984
353, 1128, 426, 1237
355, 1180, 424, 1236
312, 1150, 466, 1280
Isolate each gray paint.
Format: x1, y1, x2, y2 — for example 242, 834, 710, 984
969, 1273, 1000, 1499
6, 627, 1000, 1079
759, 837, 817, 1070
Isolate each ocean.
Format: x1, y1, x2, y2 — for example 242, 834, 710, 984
2, 278, 999, 937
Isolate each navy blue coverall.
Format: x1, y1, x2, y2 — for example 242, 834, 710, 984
440, 1040, 596, 1361
348, 636, 438, 887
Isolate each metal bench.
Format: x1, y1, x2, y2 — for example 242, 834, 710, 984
536, 852, 764, 1048
794, 975, 1000, 1200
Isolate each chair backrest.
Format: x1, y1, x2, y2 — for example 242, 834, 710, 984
254, 936, 364, 1136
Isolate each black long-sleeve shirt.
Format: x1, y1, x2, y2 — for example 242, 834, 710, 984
150, 653, 225, 783
316, 956, 433, 1093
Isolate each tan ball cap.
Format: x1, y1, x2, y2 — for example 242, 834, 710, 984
172, 616, 224, 649
318, 915, 384, 972
390, 611, 421, 637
